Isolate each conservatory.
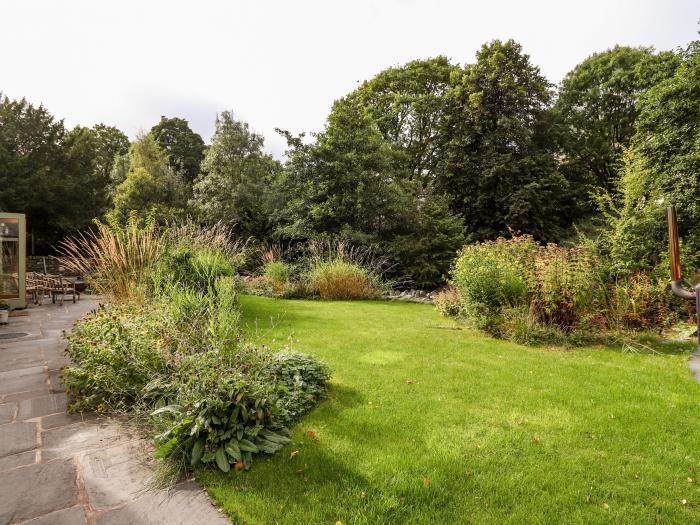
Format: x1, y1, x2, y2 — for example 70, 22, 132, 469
0, 213, 26, 309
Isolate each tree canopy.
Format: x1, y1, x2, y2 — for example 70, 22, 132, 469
111, 133, 187, 222
191, 111, 281, 240
555, 46, 680, 195
439, 39, 569, 242
150, 116, 205, 185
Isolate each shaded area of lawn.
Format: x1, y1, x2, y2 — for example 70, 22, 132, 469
199, 296, 700, 524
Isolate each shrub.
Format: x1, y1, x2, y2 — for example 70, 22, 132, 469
451, 237, 535, 330
263, 261, 292, 295
531, 244, 602, 330
500, 305, 567, 346
306, 240, 384, 300
154, 244, 235, 294
308, 259, 380, 300
433, 287, 464, 318
449, 235, 610, 342
265, 352, 332, 422
62, 304, 171, 412
607, 273, 671, 330
61, 222, 331, 475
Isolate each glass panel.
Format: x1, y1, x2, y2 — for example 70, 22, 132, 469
0, 218, 20, 299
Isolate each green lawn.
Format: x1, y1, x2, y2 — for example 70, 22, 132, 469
199, 295, 700, 524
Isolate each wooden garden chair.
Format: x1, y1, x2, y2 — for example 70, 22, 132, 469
46, 274, 78, 305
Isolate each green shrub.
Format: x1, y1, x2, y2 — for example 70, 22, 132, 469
152, 349, 290, 473
607, 273, 671, 330
62, 304, 171, 412
449, 236, 611, 342
263, 261, 292, 295
451, 237, 534, 331
500, 305, 567, 346
154, 244, 235, 294
531, 244, 602, 329
62, 222, 330, 475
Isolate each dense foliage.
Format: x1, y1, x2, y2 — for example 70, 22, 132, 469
61, 221, 330, 474
2, 36, 698, 291
447, 235, 673, 345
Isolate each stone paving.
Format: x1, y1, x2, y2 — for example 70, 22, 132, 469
0, 298, 231, 525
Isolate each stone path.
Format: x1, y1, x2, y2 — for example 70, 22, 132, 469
0, 298, 231, 525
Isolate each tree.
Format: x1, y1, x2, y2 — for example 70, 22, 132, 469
191, 111, 281, 240
439, 39, 569, 242
0, 96, 114, 251
555, 46, 680, 195
150, 116, 205, 185
387, 194, 464, 288
595, 41, 700, 275
276, 98, 413, 245
349, 56, 456, 189
111, 133, 187, 222
66, 123, 130, 208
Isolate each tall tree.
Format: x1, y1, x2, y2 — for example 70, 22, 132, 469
439, 39, 569, 242
0, 96, 114, 250
67, 124, 130, 207
191, 111, 281, 240
111, 133, 187, 222
150, 116, 205, 185
276, 98, 413, 245
555, 46, 680, 195
349, 56, 457, 189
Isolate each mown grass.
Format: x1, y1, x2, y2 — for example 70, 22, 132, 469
199, 296, 700, 524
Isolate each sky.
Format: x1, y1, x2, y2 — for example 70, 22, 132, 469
2, 0, 698, 157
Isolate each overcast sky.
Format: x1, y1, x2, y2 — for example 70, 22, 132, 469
2, 0, 698, 157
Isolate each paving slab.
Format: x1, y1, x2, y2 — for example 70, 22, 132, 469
42, 420, 134, 461
0, 450, 36, 471
17, 393, 67, 420
19, 506, 86, 525
79, 442, 153, 511
0, 422, 37, 457
0, 366, 47, 396
95, 481, 230, 525
40, 411, 98, 430
0, 402, 16, 423
0, 459, 77, 524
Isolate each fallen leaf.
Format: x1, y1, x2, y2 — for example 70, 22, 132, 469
603, 503, 610, 510
290, 450, 300, 459
688, 477, 694, 483
423, 478, 430, 488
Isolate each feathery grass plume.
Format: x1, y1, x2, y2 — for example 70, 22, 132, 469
58, 212, 166, 302
306, 240, 386, 300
